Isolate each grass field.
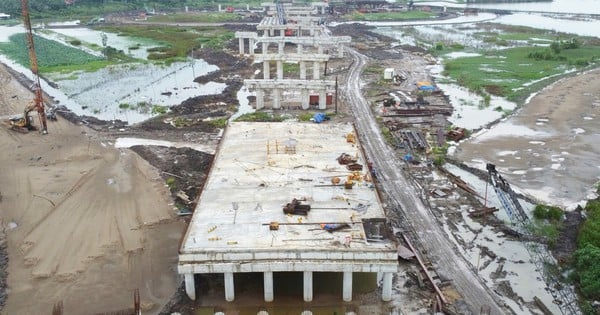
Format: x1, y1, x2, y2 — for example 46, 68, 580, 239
442, 43, 600, 102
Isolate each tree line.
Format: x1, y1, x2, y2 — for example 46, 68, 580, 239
0, 0, 231, 17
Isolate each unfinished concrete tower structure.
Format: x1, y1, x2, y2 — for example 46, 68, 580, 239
177, 122, 400, 302
236, 1, 350, 110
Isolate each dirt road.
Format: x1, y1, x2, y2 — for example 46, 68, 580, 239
0, 63, 185, 314
343, 47, 507, 314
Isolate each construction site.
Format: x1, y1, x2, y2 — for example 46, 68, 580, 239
1, 0, 600, 314
178, 122, 399, 304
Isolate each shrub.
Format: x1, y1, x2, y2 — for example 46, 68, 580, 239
574, 244, 600, 299
166, 177, 176, 191
532, 204, 564, 222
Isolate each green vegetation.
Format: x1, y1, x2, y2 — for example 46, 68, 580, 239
282, 62, 300, 75
474, 29, 558, 47
533, 204, 564, 222
430, 145, 448, 166
0, 0, 268, 19
574, 198, 600, 302
148, 12, 242, 23
151, 105, 168, 115
345, 10, 435, 21
165, 177, 176, 191
297, 112, 314, 122
528, 204, 564, 248
0, 33, 108, 73
442, 41, 600, 102
207, 117, 228, 128
235, 112, 285, 122
99, 24, 233, 62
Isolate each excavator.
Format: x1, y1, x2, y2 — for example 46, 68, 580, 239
9, 0, 50, 134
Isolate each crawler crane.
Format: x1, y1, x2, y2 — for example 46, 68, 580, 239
9, 0, 49, 134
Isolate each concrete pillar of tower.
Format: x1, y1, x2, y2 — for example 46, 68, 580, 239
318, 45, 324, 54
249, 39, 255, 55
338, 45, 344, 58
318, 90, 326, 110
382, 272, 393, 301
273, 88, 281, 109
238, 38, 244, 55
277, 60, 283, 79
300, 61, 307, 80
297, 44, 303, 54
264, 271, 274, 302
313, 62, 320, 80
303, 271, 313, 302
301, 89, 309, 109
278, 42, 284, 54
224, 272, 235, 302
184, 273, 196, 300
256, 89, 265, 109
263, 61, 270, 80
343, 271, 353, 302
262, 42, 268, 54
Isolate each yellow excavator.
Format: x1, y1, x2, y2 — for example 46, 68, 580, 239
9, 0, 49, 134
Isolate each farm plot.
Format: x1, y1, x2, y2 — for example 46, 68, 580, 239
0, 33, 105, 73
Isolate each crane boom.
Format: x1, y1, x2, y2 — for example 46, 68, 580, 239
21, 0, 48, 134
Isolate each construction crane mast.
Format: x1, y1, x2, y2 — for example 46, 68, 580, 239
486, 163, 581, 315
18, 0, 48, 134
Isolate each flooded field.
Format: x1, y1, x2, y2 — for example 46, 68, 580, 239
0, 24, 228, 124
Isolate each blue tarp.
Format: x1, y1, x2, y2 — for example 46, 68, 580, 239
418, 85, 436, 91
312, 113, 329, 123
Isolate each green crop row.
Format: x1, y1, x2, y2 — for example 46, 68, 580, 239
0, 33, 105, 72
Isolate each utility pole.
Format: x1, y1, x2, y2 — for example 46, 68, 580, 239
335, 76, 338, 114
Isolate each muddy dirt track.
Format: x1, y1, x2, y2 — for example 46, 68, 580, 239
0, 17, 597, 315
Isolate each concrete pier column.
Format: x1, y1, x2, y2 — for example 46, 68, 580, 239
300, 61, 306, 80
277, 60, 283, 79
262, 42, 268, 54
273, 88, 281, 109
297, 44, 303, 54
256, 89, 265, 109
382, 272, 393, 301
318, 90, 326, 110
184, 273, 196, 300
263, 61, 270, 80
224, 272, 235, 301
264, 271, 274, 302
301, 89, 309, 109
338, 44, 344, 58
278, 42, 284, 54
343, 271, 353, 302
313, 62, 320, 80
303, 271, 313, 302
249, 39, 255, 55
238, 38, 244, 55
